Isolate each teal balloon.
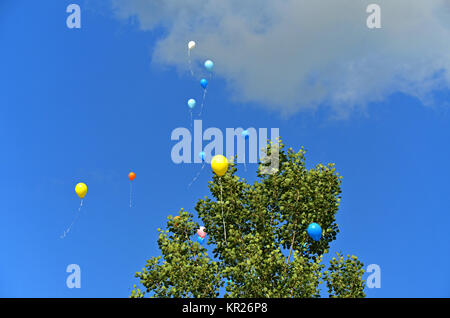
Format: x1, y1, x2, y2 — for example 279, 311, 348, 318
204, 60, 214, 71
241, 130, 249, 139
307, 223, 322, 241
199, 151, 206, 162
196, 235, 205, 244
200, 78, 208, 89
187, 98, 196, 109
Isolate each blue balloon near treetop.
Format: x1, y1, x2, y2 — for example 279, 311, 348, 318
200, 78, 208, 89
307, 223, 322, 241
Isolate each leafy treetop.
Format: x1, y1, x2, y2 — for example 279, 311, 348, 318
131, 139, 365, 298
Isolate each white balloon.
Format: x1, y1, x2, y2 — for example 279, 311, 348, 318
188, 41, 196, 50
199, 226, 206, 232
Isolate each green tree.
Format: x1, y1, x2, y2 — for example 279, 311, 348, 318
131, 139, 365, 298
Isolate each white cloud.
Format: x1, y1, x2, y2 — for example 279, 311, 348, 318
111, 0, 450, 117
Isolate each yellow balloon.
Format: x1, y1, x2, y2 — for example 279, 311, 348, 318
211, 155, 229, 177
75, 183, 87, 199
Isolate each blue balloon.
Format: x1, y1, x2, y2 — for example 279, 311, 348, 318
204, 60, 214, 71
307, 223, 322, 241
241, 130, 249, 139
196, 235, 205, 244
187, 98, 196, 109
198, 151, 206, 162
200, 78, 208, 89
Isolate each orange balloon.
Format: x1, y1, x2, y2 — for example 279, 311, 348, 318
129, 172, 135, 181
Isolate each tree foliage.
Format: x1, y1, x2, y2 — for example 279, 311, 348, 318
131, 139, 365, 298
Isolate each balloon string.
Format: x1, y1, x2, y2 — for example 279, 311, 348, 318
219, 177, 227, 246
60, 200, 83, 239
190, 109, 193, 128
188, 163, 205, 188
199, 88, 207, 116
188, 49, 194, 76
129, 181, 132, 208
244, 161, 247, 172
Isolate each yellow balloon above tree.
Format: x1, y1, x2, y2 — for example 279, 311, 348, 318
211, 155, 229, 177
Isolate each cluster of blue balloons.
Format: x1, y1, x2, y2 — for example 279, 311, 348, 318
187, 60, 214, 109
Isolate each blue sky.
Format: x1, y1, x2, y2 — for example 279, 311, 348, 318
0, 1, 449, 297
